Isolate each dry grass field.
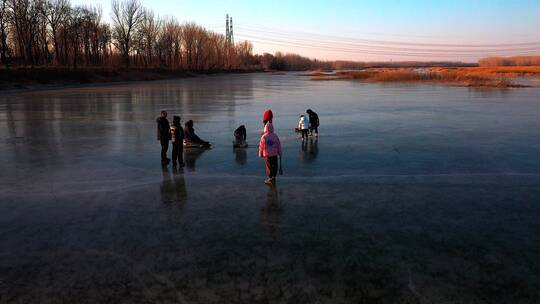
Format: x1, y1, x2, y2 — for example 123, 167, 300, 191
310, 66, 540, 87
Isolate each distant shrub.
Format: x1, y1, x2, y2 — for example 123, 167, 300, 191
478, 56, 540, 67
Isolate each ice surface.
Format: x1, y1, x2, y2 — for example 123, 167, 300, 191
1, 73, 540, 303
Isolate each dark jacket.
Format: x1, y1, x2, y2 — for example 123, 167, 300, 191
170, 122, 184, 144
308, 111, 319, 127
234, 125, 247, 141
157, 116, 170, 141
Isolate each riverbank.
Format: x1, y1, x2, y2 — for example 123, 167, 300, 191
310, 66, 540, 88
0, 67, 261, 91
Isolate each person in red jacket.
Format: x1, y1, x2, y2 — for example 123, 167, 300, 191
263, 109, 273, 126
259, 123, 282, 185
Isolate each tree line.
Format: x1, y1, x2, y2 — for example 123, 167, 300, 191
0, 0, 335, 72
0, 0, 259, 71
0, 0, 505, 73
258, 53, 476, 71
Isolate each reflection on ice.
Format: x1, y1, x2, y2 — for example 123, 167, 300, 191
160, 166, 187, 205
233, 146, 248, 165
183, 148, 208, 171
260, 184, 283, 238
300, 138, 318, 163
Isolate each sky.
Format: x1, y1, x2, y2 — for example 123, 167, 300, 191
72, 0, 540, 62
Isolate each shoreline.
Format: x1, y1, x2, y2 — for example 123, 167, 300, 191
0, 67, 264, 93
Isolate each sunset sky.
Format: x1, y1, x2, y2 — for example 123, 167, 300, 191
73, 0, 540, 62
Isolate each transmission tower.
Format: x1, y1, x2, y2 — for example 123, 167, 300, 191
225, 14, 234, 45
230, 17, 234, 45
225, 14, 234, 70
226, 14, 230, 44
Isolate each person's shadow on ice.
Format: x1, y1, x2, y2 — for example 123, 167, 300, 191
233, 147, 247, 166
300, 138, 318, 163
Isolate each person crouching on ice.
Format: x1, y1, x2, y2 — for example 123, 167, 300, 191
259, 123, 282, 185
234, 125, 247, 146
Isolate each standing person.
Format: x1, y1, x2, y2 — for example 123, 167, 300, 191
263, 109, 273, 126
259, 123, 282, 185
170, 116, 184, 168
156, 110, 171, 165
307, 109, 319, 136
297, 114, 310, 140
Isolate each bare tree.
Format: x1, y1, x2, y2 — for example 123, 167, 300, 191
9, 0, 34, 64
0, 0, 10, 67
36, 0, 51, 65
43, 0, 68, 64
157, 17, 181, 69
67, 5, 82, 69
236, 40, 253, 69
134, 9, 159, 67
206, 32, 225, 71
111, 0, 143, 67
146, 9, 160, 66
182, 22, 200, 70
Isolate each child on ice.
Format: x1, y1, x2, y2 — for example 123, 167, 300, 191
297, 114, 310, 140
170, 116, 184, 168
259, 123, 282, 185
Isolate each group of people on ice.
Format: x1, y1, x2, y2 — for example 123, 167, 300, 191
156, 108, 319, 185
156, 111, 211, 168
297, 109, 320, 140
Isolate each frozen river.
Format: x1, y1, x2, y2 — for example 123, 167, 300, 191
1, 73, 540, 303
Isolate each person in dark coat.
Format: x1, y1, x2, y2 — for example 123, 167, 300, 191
184, 120, 210, 147
306, 109, 319, 136
156, 110, 171, 165
170, 116, 184, 168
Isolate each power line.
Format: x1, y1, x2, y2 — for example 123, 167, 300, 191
236, 32, 540, 54
239, 36, 540, 58
237, 24, 540, 49
229, 23, 540, 59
